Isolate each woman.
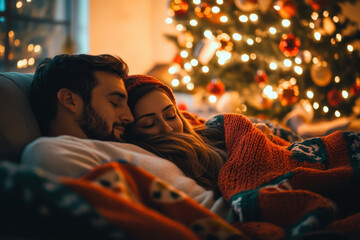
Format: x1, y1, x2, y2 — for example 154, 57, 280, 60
123, 74, 283, 194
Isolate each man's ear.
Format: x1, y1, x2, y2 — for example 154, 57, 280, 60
57, 88, 83, 113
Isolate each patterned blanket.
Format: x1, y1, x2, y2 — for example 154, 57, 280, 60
0, 160, 245, 240
210, 113, 360, 240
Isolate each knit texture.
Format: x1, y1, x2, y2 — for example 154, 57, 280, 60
213, 113, 360, 239
123, 74, 176, 104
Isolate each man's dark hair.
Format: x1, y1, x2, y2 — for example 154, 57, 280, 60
31, 54, 129, 135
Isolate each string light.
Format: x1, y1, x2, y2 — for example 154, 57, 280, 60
250, 53, 256, 60
284, 59, 292, 67
336, 33, 342, 42
334, 76, 340, 83
239, 15, 248, 22
168, 65, 178, 74
249, 13, 258, 22
212, 6, 220, 13
313, 102, 319, 109
34, 45, 41, 53
202, 66, 209, 73
323, 106, 329, 113
347, 44, 354, 52
182, 75, 191, 83
309, 22, 315, 29
294, 66, 303, 75
180, 50, 188, 58
28, 57, 35, 66
323, 11, 329, 17
241, 54, 249, 62
333, 16, 339, 23
187, 82, 194, 90
216, 0, 223, 4
193, 0, 200, 4
311, 12, 319, 21
16, 1, 22, 8
282, 19, 291, 27
165, 17, 173, 24
335, 110, 341, 117
269, 62, 277, 70
342, 90, 349, 99
295, 57, 302, 64
312, 57, 319, 64
190, 19, 198, 26
176, 24, 185, 31
172, 78, 180, 87
247, 38, 254, 45
204, 30, 213, 38
209, 95, 217, 103
184, 62, 192, 70
269, 27, 277, 34
220, 16, 228, 22
190, 59, 198, 66
314, 32, 321, 41
232, 33, 242, 41
307, 90, 314, 99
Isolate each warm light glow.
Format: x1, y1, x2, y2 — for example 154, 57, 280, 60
333, 16, 339, 23
335, 110, 341, 118
290, 77, 297, 85
168, 66, 178, 74
28, 57, 35, 66
239, 15, 248, 22
186, 42, 193, 48
336, 33, 342, 42
323, 106, 329, 113
313, 102, 319, 109
187, 83, 195, 90
209, 95, 217, 103
323, 11, 329, 17
27, 44, 34, 52
294, 66, 303, 75
274, 5, 280, 11
190, 59, 198, 66
183, 75, 191, 83
255, 37, 262, 43
34, 45, 41, 53
204, 30, 213, 38
8, 30, 14, 38
250, 53, 257, 60
312, 57, 319, 64
172, 78, 180, 87
249, 14, 258, 22
190, 19, 198, 26
184, 62, 192, 70
311, 12, 319, 21
334, 76, 340, 83
284, 59, 292, 67
176, 24, 185, 31
282, 19, 291, 27
217, 50, 231, 65
212, 6, 220, 13
269, 62, 277, 70
232, 33, 242, 41
220, 16, 228, 22
331, 38, 336, 45
342, 90, 349, 99
295, 57, 302, 64
193, 0, 201, 4
269, 27, 277, 34
347, 44, 354, 52
180, 50, 188, 58
309, 22, 315, 29
202, 66, 209, 73
314, 32, 321, 41
307, 90, 314, 99
16, 1, 23, 8
216, 0, 223, 4
165, 17, 173, 24
14, 39, 20, 46
241, 54, 249, 62
247, 38, 254, 45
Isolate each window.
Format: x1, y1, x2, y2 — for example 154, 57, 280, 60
0, 0, 88, 72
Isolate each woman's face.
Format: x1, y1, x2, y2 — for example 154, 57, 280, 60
130, 90, 184, 137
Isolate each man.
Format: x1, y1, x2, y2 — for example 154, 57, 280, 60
30, 54, 133, 142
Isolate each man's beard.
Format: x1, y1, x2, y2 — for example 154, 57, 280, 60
77, 105, 122, 142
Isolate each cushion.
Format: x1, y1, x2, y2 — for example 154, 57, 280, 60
0, 72, 41, 162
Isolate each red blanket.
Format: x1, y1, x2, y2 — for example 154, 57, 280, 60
215, 113, 360, 239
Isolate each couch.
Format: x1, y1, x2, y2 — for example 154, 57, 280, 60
0, 72, 41, 163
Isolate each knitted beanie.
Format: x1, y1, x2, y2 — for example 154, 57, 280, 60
123, 74, 176, 111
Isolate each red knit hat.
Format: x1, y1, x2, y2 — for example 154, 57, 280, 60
124, 74, 176, 111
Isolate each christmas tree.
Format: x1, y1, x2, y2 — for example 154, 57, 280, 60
165, 0, 360, 121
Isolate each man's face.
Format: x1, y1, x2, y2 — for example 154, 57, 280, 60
77, 71, 134, 142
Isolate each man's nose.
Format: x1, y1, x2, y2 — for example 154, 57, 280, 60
120, 105, 134, 124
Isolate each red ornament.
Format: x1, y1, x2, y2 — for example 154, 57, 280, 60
279, 33, 301, 57
327, 89, 342, 107
173, 53, 184, 65
177, 102, 188, 111
275, 0, 297, 19
169, 0, 189, 18
277, 81, 299, 106
207, 79, 225, 96
255, 70, 268, 85
308, 0, 327, 11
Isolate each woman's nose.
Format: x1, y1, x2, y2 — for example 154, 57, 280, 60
159, 120, 173, 133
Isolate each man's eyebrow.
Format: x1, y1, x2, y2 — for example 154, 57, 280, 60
136, 104, 173, 121
108, 91, 126, 99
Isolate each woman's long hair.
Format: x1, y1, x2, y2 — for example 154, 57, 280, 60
130, 130, 226, 195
